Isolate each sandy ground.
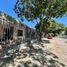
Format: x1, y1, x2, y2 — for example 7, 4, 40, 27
4, 37, 67, 67
46, 37, 67, 66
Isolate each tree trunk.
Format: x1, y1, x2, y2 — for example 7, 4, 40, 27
38, 32, 42, 41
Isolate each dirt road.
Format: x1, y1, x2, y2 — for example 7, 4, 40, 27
46, 37, 67, 66
4, 37, 67, 67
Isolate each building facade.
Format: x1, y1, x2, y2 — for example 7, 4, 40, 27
0, 12, 26, 42
0, 12, 36, 43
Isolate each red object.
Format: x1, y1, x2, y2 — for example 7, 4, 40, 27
48, 35, 53, 39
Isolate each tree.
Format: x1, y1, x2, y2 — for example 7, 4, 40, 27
65, 26, 67, 35
35, 18, 50, 40
46, 19, 65, 36
35, 18, 65, 39
14, 0, 67, 40
14, 0, 67, 22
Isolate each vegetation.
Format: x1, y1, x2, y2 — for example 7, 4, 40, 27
5, 14, 17, 24
0, 12, 2, 16
14, 0, 67, 39
0, 11, 4, 16
35, 18, 51, 40
35, 19, 65, 39
0, 11, 17, 24
14, 0, 67, 22
48, 19, 65, 36
65, 26, 67, 35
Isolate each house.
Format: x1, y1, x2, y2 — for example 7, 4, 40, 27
0, 12, 26, 42
0, 12, 36, 43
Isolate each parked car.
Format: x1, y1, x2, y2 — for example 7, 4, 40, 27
48, 35, 53, 39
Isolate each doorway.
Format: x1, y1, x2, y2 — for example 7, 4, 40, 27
3, 27, 14, 41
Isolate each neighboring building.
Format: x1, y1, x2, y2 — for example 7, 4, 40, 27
0, 12, 26, 41
0, 12, 36, 42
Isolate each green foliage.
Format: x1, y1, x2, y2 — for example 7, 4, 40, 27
65, 26, 67, 35
35, 19, 65, 36
65, 26, 67, 30
5, 14, 17, 23
35, 18, 51, 39
35, 18, 50, 32
46, 19, 65, 35
0, 12, 2, 16
14, 0, 67, 37
14, 0, 67, 21
0, 12, 17, 23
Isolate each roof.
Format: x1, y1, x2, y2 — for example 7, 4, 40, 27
0, 11, 34, 30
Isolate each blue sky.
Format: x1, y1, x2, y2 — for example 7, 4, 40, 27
0, 0, 67, 28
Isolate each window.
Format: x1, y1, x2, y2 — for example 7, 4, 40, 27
17, 30, 23, 36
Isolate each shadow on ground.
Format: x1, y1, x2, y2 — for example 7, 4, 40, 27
0, 40, 65, 67
22, 40, 65, 67
59, 36, 67, 39
65, 41, 67, 43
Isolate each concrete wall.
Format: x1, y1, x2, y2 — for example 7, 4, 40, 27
0, 13, 26, 41
0, 23, 3, 40
13, 23, 26, 40
0, 13, 36, 42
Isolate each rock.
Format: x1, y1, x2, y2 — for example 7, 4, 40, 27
32, 44, 42, 49
19, 43, 30, 52
24, 60, 33, 67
